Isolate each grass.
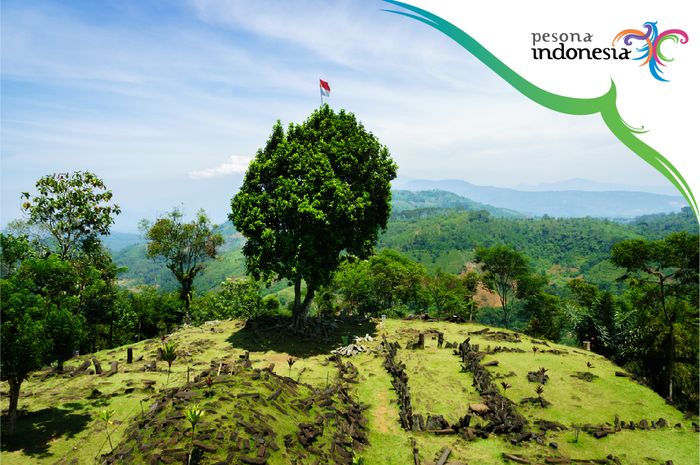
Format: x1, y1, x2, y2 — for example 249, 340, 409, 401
1, 318, 697, 464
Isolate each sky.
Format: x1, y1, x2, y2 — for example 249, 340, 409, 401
0, 0, 680, 232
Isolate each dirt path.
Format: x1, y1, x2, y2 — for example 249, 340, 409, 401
373, 387, 391, 433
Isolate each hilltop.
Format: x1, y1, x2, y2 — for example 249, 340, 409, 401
1, 318, 697, 464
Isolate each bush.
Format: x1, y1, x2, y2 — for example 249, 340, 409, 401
191, 278, 280, 323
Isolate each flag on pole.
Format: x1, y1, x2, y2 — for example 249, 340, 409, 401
320, 79, 331, 97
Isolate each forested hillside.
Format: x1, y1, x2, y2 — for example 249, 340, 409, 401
391, 190, 522, 218
112, 193, 696, 294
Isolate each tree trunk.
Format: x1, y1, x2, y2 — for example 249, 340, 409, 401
184, 297, 191, 325
57, 358, 64, 372
659, 277, 674, 401
108, 307, 114, 347
301, 286, 316, 316
92, 325, 97, 353
292, 281, 316, 327
293, 280, 302, 315
7, 379, 21, 434
667, 324, 675, 401
501, 304, 510, 329
181, 278, 193, 324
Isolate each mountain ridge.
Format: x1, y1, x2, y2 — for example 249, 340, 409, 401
394, 179, 686, 218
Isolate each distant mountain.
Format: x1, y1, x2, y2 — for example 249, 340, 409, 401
515, 178, 679, 196
102, 232, 144, 252
395, 179, 687, 218
391, 190, 522, 218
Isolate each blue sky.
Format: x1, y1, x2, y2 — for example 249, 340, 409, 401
1, 0, 678, 231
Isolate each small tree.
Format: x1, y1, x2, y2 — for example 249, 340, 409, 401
230, 105, 397, 326
21, 171, 120, 260
535, 384, 545, 400
426, 269, 477, 319
204, 375, 214, 397
524, 292, 562, 341
161, 341, 178, 384
185, 404, 205, 465
474, 245, 531, 329
143, 209, 223, 323
98, 409, 116, 452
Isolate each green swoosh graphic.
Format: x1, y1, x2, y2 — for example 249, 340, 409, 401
383, 1, 698, 217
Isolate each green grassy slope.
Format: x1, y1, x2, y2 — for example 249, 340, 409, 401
1, 319, 696, 465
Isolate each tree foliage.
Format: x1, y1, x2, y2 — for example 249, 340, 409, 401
425, 269, 478, 319
475, 245, 532, 328
21, 171, 120, 259
611, 231, 699, 403
0, 276, 49, 433
191, 277, 278, 323
230, 105, 397, 322
143, 208, 223, 323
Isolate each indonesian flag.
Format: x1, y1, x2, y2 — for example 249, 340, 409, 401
320, 79, 331, 97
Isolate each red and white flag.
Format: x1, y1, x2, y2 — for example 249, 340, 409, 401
320, 79, 331, 97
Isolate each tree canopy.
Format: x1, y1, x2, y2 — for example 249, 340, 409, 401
230, 105, 397, 323
611, 231, 699, 402
21, 171, 121, 260
474, 245, 532, 329
143, 208, 223, 323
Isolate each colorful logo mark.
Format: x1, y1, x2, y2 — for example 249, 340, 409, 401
613, 22, 688, 82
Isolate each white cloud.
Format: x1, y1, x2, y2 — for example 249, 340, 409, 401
188, 155, 253, 179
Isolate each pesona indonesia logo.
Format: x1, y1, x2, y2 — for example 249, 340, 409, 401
613, 22, 689, 82
531, 32, 630, 61
531, 22, 688, 82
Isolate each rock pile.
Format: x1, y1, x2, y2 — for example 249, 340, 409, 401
381, 338, 414, 430
527, 368, 549, 384
332, 344, 366, 357
582, 416, 671, 439
101, 355, 369, 465
456, 337, 527, 435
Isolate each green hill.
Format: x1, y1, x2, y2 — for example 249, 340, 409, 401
391, 190, 522, 219
1, 319, 697, 464
112, 205, 698, 295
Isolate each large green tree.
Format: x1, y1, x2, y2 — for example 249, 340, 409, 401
611, 231, 699, 402
0, 277, 49, 434
143, 209, 223, 323
474, 245, 531, 329
230, 105, 397, 324
21, 171, 121, 260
